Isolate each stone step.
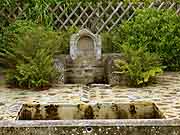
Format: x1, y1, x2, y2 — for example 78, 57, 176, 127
64, 77, 104, 84
65, 71, 104, 78
65, 67, 104, 73
65, 73, 105, 77
64, 69, 105, 84
65, 63, 104, 68
64, 77, 94, 84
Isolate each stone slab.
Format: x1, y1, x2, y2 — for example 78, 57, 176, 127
0, 120, 180, 135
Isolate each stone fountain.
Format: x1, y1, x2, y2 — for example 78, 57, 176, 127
65, 29, 105, 84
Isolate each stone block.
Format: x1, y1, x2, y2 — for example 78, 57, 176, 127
103, 53, 128, 86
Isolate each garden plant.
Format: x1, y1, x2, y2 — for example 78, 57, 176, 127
0, 20, 77, 89
113, 8, 180, 71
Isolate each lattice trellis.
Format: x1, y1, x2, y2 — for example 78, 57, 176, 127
0, 1, 180, 33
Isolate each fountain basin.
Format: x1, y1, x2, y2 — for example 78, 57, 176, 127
4, 102, 180, 135
17, 102, 164, 120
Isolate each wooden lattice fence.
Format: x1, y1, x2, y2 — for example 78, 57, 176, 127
0, 1, 180, 33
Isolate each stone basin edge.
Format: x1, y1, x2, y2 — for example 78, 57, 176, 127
0, 119, 180, 127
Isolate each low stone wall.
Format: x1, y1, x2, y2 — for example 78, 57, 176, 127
1, 126, 180, 135
104, 53, 126, 85
54, 55, 66, 83
0, 120, 180, 135
65, 56, 105, 84
55, 53, 123, 85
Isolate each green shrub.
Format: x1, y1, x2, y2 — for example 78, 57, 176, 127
0, 20, 68, 89
114, 45, 163, 87
113, 8, 180, 71
101, 32, 121, 53
57, 26, 79, 54
1, 20, 49, 52
1, 20, 76, 56
1, 21, 55, 64
6, 49, 59, 89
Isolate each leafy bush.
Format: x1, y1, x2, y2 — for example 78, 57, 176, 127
57, 26, 79, 54
1, 20, 38, 49
0, 20, 69, 89
1, 20, 77, 56
114, 45, 163, 87
1, 21, 53, 64
6, 49, 59, 89
113, 8, 180, 71
101, 32, 121, 53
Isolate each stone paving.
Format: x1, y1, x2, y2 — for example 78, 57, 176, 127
0, 72, 180, 120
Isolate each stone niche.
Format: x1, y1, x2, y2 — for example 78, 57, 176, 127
64, 29, 105, 84
70, 29, 101, 60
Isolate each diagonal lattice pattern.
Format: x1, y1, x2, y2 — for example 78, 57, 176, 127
0, 1, 180, 33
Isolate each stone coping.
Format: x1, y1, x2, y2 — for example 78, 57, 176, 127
0, 119, 180, 127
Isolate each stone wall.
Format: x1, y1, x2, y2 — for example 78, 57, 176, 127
1, 127, 180, 135
103, 53, 127, 86
64, 55, 105, 84
54, 55, 67, 83
55, 53, 124, 85
0, 121, 180, 135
